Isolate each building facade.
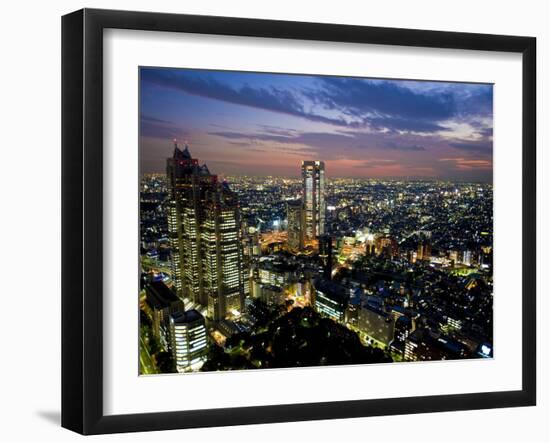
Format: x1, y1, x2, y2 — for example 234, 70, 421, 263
286, 199, 304, 252
357, 304, 395, 347
313, 278, 348, 322
166, 142, 245, 321
144, 280, 184, 345
301, 160, 326, 240
169, 310, 208, 373
404, 328, 467, 362
202, 185, 246, 321
319, 234, 334, 279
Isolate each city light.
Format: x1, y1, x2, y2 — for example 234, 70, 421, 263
140, 153, 493, 374
139, 68, 493, 374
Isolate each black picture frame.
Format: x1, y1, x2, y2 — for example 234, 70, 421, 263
61, 8, 537, 435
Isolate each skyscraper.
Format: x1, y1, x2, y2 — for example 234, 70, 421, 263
202, 183, 246, 321
301, 160, 325, 240
166, 141, 245, 320
319, 234, 333, 279
286, 199, 304, 252
169, 310, 208, 373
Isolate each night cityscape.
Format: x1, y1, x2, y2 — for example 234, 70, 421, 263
139, 68, 493, 374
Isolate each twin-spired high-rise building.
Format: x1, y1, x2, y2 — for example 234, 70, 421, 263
166, 141, 245, 321
301, 160, 326, 240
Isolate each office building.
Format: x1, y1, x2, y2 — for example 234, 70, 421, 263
169, 310, 208, 373
166, 142, 245, 321
202, 184, 246, 321
259, 284, 285, 307
357, 304, 395, 346
286, 199, 304, 251
404, 328, 467, 362
301, 160, 326, 240
319, 234, 334, 279
313, 278, 348, 322
144, 280, 184, 344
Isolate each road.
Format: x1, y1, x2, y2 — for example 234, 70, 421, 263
139, 334, 158, 375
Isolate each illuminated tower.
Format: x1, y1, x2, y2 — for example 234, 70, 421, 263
203, 183, 245, 321
286, 200, 304, 252
167, 141, 215, 304
301, 160, 326, 240
166, 141, 245, 320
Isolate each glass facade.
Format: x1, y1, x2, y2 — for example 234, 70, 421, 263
167, 142, 245, 320
301, 160, 326, 240
169, 310, 208, 372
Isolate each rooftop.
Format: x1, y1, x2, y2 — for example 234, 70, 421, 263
314, 278, 348, 303
173, 141, 192, 160
145, 281, 180, 310
170, 309, 204, 325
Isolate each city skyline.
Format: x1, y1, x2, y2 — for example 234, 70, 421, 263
140, 67, 493, 182
139, 68, 494, 375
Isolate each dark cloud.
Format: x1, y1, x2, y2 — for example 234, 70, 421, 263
309, 78, 494, 134
305, 78, 460, 133
141, 69, 493, 137
475, 127, 493, 138
257, 124, 299, 137
227, 141, 253, 147
449, 140, 492, 154
312, 77, 456, 121
141, 115, 172, 124
456, 87, 493, 118
383, 141, 426, 152
208, 129, 354, 148
140, 114, 187, 139
369, 116, 447, 133
140, 68, 493, 182
208, 130, 293, 144
141, 69, 348, 127
209, 129, 353, 146
209, 131, 255, 140
209, 128, 430, 160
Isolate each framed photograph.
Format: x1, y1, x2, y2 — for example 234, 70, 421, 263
61, 8, 536, 435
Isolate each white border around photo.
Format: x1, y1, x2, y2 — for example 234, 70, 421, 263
103, 28, 522, 416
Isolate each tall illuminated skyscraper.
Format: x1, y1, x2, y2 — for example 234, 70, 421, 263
286, 199, 304, 252
202, 183, 245, 321
301, 160, 326, 240
167, 141, 211, 303
166, 141, 245, 320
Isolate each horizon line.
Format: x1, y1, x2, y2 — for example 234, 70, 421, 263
141, 172, 493, 184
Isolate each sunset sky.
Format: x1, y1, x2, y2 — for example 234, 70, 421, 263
140, 67, 493, 182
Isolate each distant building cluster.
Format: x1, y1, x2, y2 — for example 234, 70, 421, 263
139, 141, 493, 374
